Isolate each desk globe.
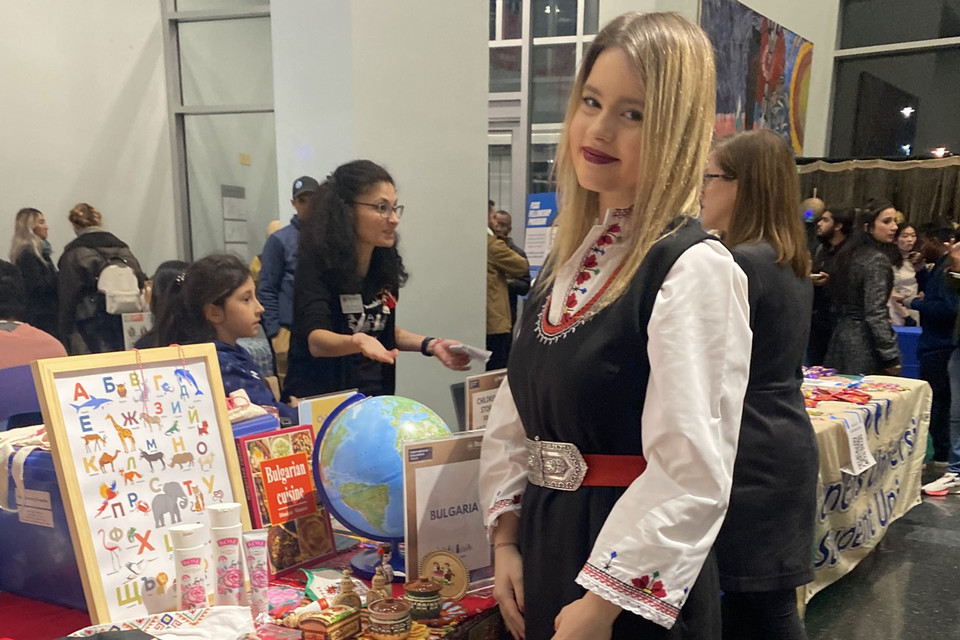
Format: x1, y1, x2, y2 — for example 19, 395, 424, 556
312, 395, 452, 580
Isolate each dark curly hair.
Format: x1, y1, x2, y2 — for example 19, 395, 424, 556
298, 159, 408, 293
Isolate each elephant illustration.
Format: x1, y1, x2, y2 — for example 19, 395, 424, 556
151, 481, 189, 528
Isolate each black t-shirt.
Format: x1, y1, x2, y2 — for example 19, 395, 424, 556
283, 266, 398, 401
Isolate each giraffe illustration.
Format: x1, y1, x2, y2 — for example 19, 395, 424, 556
107, 415, 135, 453
82, 432, 107, 452
99, 450, 121, 473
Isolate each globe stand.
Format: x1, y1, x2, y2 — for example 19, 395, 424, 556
349, 539, 406, 583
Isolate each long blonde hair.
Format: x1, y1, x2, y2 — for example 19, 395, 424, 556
9, 208, 44, 262
712, 130, 811, 277
542, 12, 716, 307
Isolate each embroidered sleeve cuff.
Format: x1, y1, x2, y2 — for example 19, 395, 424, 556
484, 493, 523, 539
576, 562, 680, 630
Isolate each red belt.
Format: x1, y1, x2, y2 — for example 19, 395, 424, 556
582, 454, 648, 487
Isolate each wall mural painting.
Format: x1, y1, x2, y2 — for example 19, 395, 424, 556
701, 0, 813, 154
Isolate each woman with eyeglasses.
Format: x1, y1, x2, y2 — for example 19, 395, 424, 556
700, 129, 816, 640
282, 159, 470, 401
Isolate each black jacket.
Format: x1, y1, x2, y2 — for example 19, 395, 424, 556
58, 229, 145, 353
14, 249, 60, 339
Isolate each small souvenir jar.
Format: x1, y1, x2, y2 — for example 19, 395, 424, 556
367, 597, 412, 640
403, 578, 443, 620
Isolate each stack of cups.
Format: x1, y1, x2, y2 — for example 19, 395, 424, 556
169, 523, 208, 611
208, 503, 244, 606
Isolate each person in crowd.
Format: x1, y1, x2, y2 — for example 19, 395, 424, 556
906, 226, 958, 471
250, 219, 282, 288
824, 201, 901, 375
260, 177, 320, 384
283, 160, 470, 401
700, 130, 817, 640
889, 222, 921, 325
9, 207, 60, 340
156, 253, 297, 422
491, 210, 531, 330
487, 213, 530, 370
479, 12, 751, 640
58, 203, 145, 355
0, 260, 67, 369
808, 205, 854, 365
925, 239, 960, 494
133, 260, 189, 349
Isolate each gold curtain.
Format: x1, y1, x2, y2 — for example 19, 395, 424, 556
799, 157, 960, 226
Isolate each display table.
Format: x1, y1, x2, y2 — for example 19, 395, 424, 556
802, 374, 932, 603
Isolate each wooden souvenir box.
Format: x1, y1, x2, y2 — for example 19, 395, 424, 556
299, 605, 362, 640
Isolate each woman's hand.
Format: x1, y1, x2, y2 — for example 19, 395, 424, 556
352, 333, 398, 364
885, 364, 903, 376
551, 592, 620, 640
494, 544, 525, 640
432, 340, 472, 371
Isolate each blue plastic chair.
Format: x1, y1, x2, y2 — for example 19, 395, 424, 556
0, 364, 41, 430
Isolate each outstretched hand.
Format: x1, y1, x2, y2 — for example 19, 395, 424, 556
432, 340, 472, 371
353, 333, 399, 364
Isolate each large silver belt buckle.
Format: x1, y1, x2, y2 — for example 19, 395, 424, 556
526, 437, 588, 491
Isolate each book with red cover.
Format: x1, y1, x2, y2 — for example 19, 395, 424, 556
235, 425, 336, 576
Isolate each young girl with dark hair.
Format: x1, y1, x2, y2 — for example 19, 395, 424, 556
156, 253, 297, 422
824, 201, 902, 375
283, 159, 469, 401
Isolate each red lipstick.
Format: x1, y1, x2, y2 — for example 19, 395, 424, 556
582, 146, 619, 165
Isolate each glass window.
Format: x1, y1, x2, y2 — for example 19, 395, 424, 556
491, 47, 523, 93
584, 0, 600, 34
531, 44, 576, 123
184, 113, 279, 260
178, 18, 273, 106
532, 0, 577, 38
490, 0, 497, 40
503, 0, 523, 40
489, 144, 514, 214
840, 0, 960, 48
529, 143, 558, 193
830, 48, 960, 157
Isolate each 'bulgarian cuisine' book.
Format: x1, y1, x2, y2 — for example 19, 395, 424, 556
236, 425, 336, 576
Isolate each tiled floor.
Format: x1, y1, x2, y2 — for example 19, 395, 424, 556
804, 467, 960, 639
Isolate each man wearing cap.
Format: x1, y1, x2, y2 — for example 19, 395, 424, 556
259, 176, 320, 384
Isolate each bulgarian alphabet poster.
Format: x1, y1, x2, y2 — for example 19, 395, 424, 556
33, 345, 248, 624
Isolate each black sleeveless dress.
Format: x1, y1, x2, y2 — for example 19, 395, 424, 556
508, 218, 722, 640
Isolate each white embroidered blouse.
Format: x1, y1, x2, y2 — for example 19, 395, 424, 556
478, 209, 753, 629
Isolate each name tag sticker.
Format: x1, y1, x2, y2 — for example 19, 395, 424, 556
339, 294, 363, 314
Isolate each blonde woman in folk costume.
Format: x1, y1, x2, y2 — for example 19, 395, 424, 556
479, 12, 752, 640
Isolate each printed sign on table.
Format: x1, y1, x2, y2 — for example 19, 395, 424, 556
32, 345, 249, 625
464, 370, 506, 431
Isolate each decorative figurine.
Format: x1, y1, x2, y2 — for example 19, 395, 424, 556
299, 605, 361, 640
379, 543, 395, 583
367, 598, 412, 640
332, 569, 363, 610
367, 565, 392, 606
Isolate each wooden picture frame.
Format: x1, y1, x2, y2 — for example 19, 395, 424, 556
32, 344, 250, 624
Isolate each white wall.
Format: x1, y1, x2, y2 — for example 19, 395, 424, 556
0, 1, 175, 275
272, 1, 489, 427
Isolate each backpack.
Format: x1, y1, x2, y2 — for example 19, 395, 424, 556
96, 256, 143, 314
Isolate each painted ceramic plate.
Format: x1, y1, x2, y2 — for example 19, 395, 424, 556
418, 550, 468, 601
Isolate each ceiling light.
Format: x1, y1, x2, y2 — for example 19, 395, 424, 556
900, 106, 915, 118
901, 144, 911, 154
931, 147, 948, 158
